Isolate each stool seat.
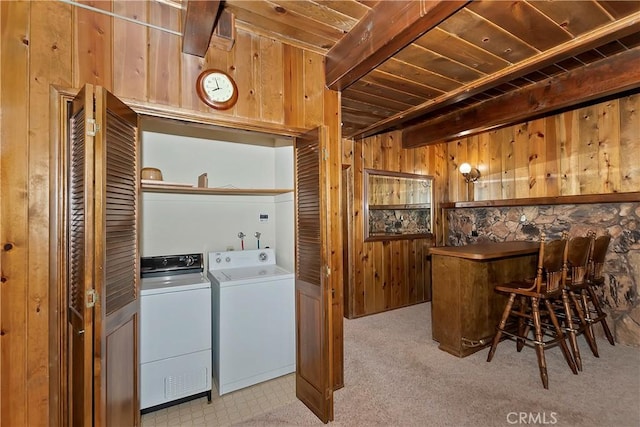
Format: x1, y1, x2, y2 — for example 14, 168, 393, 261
495, 280, 563, 298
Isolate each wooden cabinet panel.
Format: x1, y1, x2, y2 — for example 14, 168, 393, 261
105, 316, 138, 427
431, 245, 537, 357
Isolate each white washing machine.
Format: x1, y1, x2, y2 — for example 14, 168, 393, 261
207, 248, 295, 395
140, 254, 212, 412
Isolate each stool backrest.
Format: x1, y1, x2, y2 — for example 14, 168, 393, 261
589, 233, 611, 282
535, 233, 568, 294
566, 235, 592, 285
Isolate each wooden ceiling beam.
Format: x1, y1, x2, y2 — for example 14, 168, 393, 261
325, 0, 469, 91
357, 12, 640, 139
182, 0, 223, 57
402, 46, 640, 148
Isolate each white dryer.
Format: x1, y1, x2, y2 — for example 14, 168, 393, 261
207, 248, 295, 395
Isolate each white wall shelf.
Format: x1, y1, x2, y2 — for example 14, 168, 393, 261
141, 184, 293, 196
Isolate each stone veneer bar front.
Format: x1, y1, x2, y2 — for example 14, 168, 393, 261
443, 195, 639, 347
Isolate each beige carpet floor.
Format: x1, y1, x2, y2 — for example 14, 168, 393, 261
240, 302, 640, 427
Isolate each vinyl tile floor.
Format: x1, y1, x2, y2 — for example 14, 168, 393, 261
141, 373, 296, 426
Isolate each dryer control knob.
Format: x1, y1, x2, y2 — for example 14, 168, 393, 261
259, 252, 268, 262
216, 257, 222, 263
225, 257, 231, 262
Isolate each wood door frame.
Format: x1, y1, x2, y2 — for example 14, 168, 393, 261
341, 165, 353, 319
50, 85, 75, 427
50, 86, 343, 425
52, 85, 140, 426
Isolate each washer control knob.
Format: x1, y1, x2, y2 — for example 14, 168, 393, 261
225, 257, 231, 263
259, 252, 268, 262
216, 257, 222, 263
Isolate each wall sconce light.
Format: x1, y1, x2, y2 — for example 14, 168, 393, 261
459, 162, 481, 183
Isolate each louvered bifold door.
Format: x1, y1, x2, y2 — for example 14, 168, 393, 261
294, 128, 333, 423
67, 85, 140, 426
67, 86, 96, 427
98, 90, 138, 316
93, 87, 140, 427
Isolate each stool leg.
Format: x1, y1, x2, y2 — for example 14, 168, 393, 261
487, 293, 516, 363
580, 289, 597, 350
586, 286, 615, 346
531, 298, 549, 389
544, 299, 578, 375
561, 290, 582, 371
516, 296, 528, 352
571, 289, 599, 357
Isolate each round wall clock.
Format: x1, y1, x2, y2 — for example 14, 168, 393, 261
196, 69, 239, 110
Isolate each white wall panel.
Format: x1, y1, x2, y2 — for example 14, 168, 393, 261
141, 131, 294, 267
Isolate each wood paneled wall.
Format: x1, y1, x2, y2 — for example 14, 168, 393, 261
342, 93, 639, 319
342, 132, 446, 318
0, 1, 338, 425
72, 0, 326, 129
445, 94, 640, 203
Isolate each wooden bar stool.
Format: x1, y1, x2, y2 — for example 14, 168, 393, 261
583, 232, 616, 347
487, 233, 577, 389
558, 234, 599, 369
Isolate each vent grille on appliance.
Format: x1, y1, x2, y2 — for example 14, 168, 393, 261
164, 367, 209, 399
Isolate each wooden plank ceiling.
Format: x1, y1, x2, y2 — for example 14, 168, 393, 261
185, 0, 640, 146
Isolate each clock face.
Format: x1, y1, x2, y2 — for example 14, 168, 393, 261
203, 73, 233, 102
196, 69, 238, 110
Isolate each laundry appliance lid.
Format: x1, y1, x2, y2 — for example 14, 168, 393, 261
140, 272, 210, 295
212, 264, 293, 282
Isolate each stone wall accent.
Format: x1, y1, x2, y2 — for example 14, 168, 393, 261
369, 208, 431, 236
447, 202, 640, 346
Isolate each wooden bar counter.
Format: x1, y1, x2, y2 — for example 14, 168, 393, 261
429, 241, 539, 357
